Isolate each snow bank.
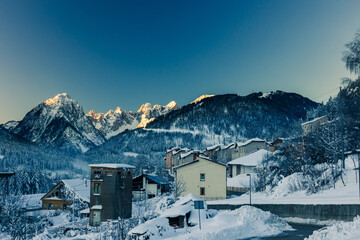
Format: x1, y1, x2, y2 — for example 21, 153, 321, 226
227, 173, 255, 188
129, 194, 292, 240
128, 216, 175, 239
171, 205, 292, 240
306, 216, 360, 240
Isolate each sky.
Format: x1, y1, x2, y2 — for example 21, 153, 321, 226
0, 0, 360, 124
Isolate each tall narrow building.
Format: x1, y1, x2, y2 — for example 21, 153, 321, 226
89, 164, 134, 226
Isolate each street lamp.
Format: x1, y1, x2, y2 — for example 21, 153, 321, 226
246, 174, 252, 205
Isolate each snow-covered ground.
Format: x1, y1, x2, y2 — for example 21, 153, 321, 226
128, 194, 293, 240
306, 216, 360, 240
227, 173, 256, 188
212, 159, 360, 205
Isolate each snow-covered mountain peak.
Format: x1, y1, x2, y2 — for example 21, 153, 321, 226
114, 107, 123, 114
259, 91, 286, 99
6, 93, 105, 152
191, 94, 215, 105
137, 103, 152, 113
166, 101, 179, 109
43, 93, 72, 106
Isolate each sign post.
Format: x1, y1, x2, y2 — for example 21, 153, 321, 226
194, 200, 204, 230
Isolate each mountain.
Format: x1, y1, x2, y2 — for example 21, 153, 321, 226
81, 91, 318, 172
147, 91, 318, 139
2, 93, 105, 152
1, 120, 19, 131
85, 101, 179, 139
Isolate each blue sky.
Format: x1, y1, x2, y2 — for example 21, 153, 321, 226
0, 0, 360, 123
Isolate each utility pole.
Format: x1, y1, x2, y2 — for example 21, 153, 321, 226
247, 174, 252, 205
340, 87, 345, 169
358, 153, 360, 203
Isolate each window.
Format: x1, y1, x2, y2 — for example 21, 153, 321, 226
48, 203, 53, 210
200, 173, 205, 181
94, 183, 101, 195
236, 165, 241, 175
55, 191, 59, 197
200, 187, 205, 196
63, 204, 67, 210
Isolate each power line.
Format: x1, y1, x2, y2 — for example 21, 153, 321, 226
313, 87, 339, 101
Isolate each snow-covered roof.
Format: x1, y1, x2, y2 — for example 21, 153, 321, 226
172, 148, 191, 155
222, 143, 237, 150
145, 174, 169, 185
237, 138, 266, 147
21, 193, 43, 210
80, 208, 90, 214
160, 193, 204, 218
227, 149, 272, 167
62, 179, 90, 203
89, 163, 135, 169
166, 147, 180, 153
91, 205, 102, 210
301, 116, 327, 126
206, 144, 223, 151
180, 150, 200, 159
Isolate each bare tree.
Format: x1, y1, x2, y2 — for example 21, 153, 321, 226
343, 29, 360, 76
174, 175, 187, 199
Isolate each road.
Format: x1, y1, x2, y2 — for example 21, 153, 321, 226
242, 223, 322, 240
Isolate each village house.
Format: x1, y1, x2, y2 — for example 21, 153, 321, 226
164, 147, 191, 174
301, 116, 328, 135
89, 164, 134, 226
41, 179, 90, 211
132, 173, 170, 201
269, 138, 284, 152
227, 149, 272, 177
174, 155, 226, 200
165, 147, 205, 175
204, 138, 270, 163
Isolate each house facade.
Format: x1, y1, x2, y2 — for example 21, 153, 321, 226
41, 179, 90, 211
227, 149, 272, 177
132, 173, 170, 201
174, 156, 226, 200
205, 138, 269, 163
89, 164, 134, 226
301, 116, 328, 135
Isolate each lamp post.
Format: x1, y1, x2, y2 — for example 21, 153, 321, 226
246, 174, 252, 205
